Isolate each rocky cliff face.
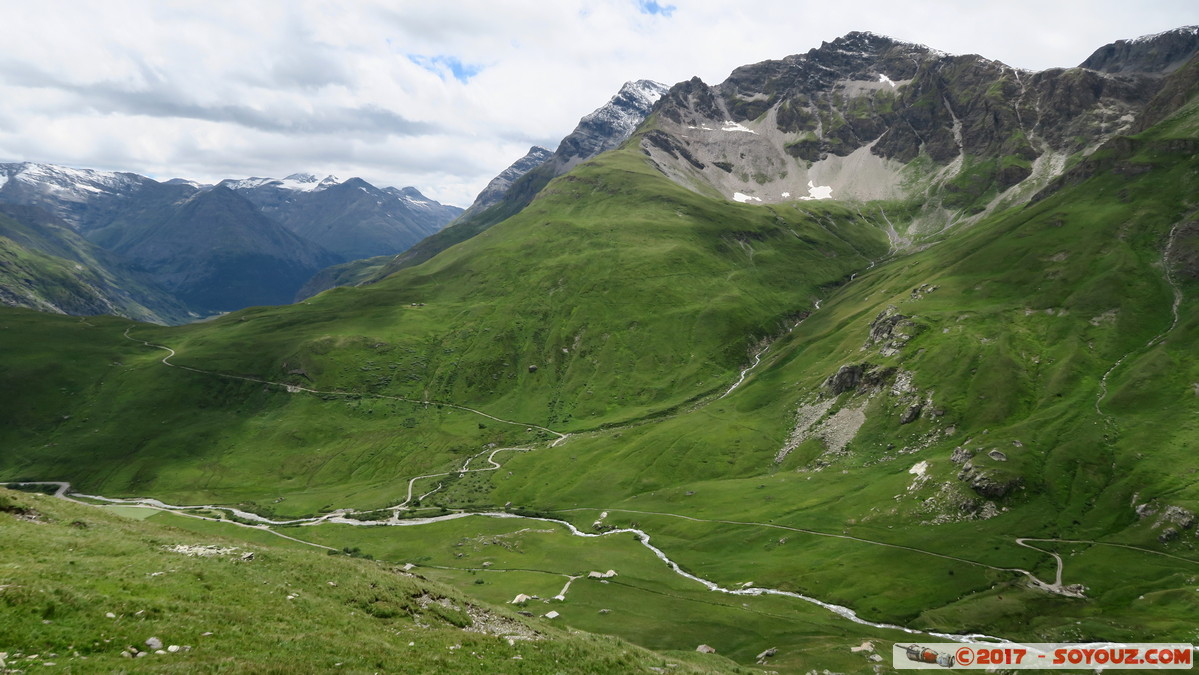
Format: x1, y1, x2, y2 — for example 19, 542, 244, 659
641, 29, 1196, 220
553, 79, 671, 172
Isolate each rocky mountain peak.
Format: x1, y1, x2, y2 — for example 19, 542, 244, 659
463, 146, 554, 214
0, 162, 154, 231
640, 27, 1197, 217
557, 79, 669, 169
1080, 26, 1199, 75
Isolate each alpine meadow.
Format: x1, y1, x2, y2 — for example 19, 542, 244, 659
2, 24, 1199, 674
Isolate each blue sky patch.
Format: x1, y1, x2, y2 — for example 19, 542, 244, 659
636, 0, 676, 17
407, 54, 483, 83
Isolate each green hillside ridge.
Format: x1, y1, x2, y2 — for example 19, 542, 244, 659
0, 486, 748, 673
0, 207, 189, 324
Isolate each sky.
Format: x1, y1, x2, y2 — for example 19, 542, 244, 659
0, 1, 1195, 207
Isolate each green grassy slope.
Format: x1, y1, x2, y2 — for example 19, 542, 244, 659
0, 207, 189, 323
0, 487, 747, 673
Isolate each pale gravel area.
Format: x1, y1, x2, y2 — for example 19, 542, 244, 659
774, 398, 869, 464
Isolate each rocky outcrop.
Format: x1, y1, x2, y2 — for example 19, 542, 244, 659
957, 462, 1023, 499
825, 364, 865, 394
864, 307, 916, 356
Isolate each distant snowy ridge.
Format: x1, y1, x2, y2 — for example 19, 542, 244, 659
219, 173, 342, 192
0, 162, 148, 203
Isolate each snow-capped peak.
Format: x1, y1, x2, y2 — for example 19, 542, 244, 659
1131, 25, 1199, 44
573, 79, 669, 145
0, 161, 148, 201
222, 173, 341, 192
622, 79, 671, 107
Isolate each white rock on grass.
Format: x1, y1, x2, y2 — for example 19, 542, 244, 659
145, 637, 163, 650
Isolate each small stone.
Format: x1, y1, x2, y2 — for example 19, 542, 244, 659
120, 652, 132, 659
696, 644, 717, 654
105, 612, 116, 619
200, 632, 213, 637
145, 637, 163, 650
155, 650, 167, 655
167, 645, 181, 653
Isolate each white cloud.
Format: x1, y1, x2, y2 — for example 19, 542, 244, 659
0, 0, 1193, 207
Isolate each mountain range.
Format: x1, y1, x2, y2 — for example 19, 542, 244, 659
0, 163, 462, 320
2, 25, 1199, 673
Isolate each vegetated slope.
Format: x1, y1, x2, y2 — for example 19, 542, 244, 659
0, 147, 887, 510
0, 486, 745, 674
0, 206, 188, 324
481, 82, 1199, 644
301, 81, 671, 298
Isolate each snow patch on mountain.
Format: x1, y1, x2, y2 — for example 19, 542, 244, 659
732, 192, 761, 203
1131, 25, 1199, 44
721, 121, 756, 133
798, 181, 834, 201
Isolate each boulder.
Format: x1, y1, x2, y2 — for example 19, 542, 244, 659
825, 364, 865, 394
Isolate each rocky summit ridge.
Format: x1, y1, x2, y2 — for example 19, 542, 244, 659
640, 27, 1198, 227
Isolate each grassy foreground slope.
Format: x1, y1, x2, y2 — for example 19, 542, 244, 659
0, 487, 748, 674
